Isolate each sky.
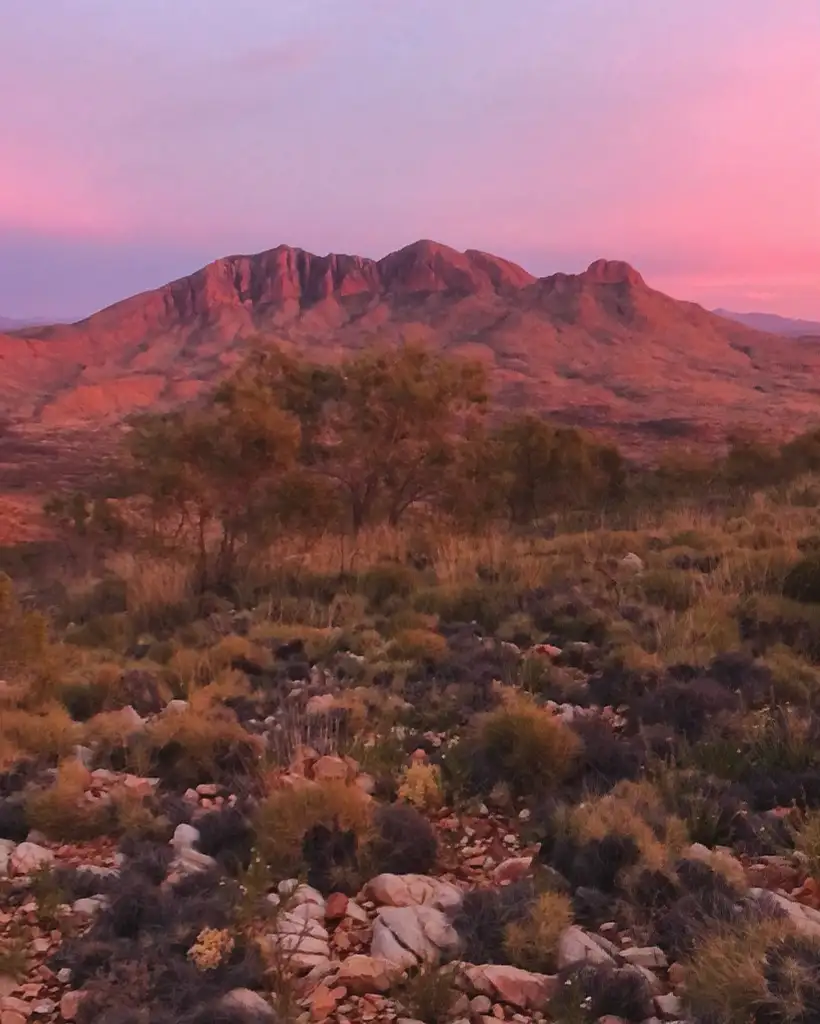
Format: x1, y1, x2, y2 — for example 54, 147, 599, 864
1, 0, 819, 321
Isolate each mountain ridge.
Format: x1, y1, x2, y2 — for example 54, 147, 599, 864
2, 239, 820, 457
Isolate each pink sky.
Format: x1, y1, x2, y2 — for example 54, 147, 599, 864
0, 0, 818, 319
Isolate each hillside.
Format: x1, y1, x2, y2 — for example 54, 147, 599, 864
3, 240, 820, 456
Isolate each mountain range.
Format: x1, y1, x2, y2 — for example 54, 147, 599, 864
713, 309, 820, 339
3, 239, 820, 458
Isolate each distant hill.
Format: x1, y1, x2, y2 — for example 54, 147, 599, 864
0, 315, 63, 331
714, 308, 820, 338
3, 240, 820, 456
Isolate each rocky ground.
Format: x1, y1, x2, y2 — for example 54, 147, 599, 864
6, 540, 820, 1023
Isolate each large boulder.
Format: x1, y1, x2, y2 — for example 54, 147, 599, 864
364, 873, 463, 911
371, 905, 461, 968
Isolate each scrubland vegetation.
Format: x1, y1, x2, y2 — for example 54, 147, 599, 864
7, 343, 820, 1022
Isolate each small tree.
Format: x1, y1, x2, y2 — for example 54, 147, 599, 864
318, 344, 488, 531
125, 380, 301, 588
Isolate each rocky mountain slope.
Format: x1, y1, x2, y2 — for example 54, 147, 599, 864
4, 240, 820, 453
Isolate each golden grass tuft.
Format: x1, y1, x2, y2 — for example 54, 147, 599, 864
503, 890, 574, 973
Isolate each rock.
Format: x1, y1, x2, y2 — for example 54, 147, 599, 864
1, 1011, 27, 1024
619, 552, 644, 573
306, 694, 337, 716
464, 965, 557, 1012
9, 842, 54, 876
163, 698, 189, 715
112, 704, 145, 731
345, 900, 369, 924
336, 955, 399, 995
365, 873, 463, 910
290, 884, 326, 913
312, 756, 350, 782
0, 840, 13, 877
171, 823, 200, 851
171, 847, 217, 877
654, 992, 682, 1018
220, 988, 275, 1019
372, 905, 460, 967
325, 892, 349, 920
72, 896, 107, 916
492, 857, 533, 886
310, 984, 347, 1020
620, 946, 667, 970
267, 912, 331, 970
558, 926, 615, 969
470, 996, 493, 1014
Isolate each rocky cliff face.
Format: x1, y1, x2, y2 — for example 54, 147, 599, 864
2, 239, 819, 455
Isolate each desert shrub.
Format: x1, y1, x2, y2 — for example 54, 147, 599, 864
0, 797, 29, 841
739, 595, 820, 660
367, 802, 437, 876
1, 705, 79, 760
639, 568, 702, 611
395, 964, 458, 1024
502, 890, 573, 973
784, 554, 820, 605
254, 780, 373, 882
358, 562, 423, 608
415, 582, 517, 634
142, 708, 263, 790
25, 758, 112, 840
764, 645, 820, 707
560, 963, 653, 1023
64, 613, 132, 652
791, 810, 820, 879
463, 691, 581, 800
682, 920, 820, 1024
195, 807, 255, 876
453, 881, 536, 965
568, 718, 646, 791
390, 628, 448, 663
0, 571, 50, 674
633, 676, 738, 742
570, 780, 687, 872
397, 762, 443, 811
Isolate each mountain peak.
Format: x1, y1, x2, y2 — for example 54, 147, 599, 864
583, 259, 645, 287
377, 239, 532, 294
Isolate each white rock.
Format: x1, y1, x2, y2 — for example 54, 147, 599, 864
171, 847, 217, 876
220, 988, 275, 1019
345, 899, 369, 923
557, 926, 615, 969
163, 699, 190, 715
9, 841, 54, 876
171, 823, 200, 851
621, 946, 667, 970
620, 552, 645, 573
371, 905, 460, 968
0, 838, 14, 877
73, 896, 107, 916
365, 873, 463, 911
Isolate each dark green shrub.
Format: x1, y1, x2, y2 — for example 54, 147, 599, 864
784, 555, 820, 604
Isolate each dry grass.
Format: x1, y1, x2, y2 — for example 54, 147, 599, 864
254, 778, 374, 881
469, 690, 582, 799
571, 780, 688, 872
106, 551, 194, 628
683, 919, 799, 1024
25, 758, 110, 839
503, 891, 574, 973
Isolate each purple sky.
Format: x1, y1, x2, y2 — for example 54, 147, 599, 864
1, 0, 819, 321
